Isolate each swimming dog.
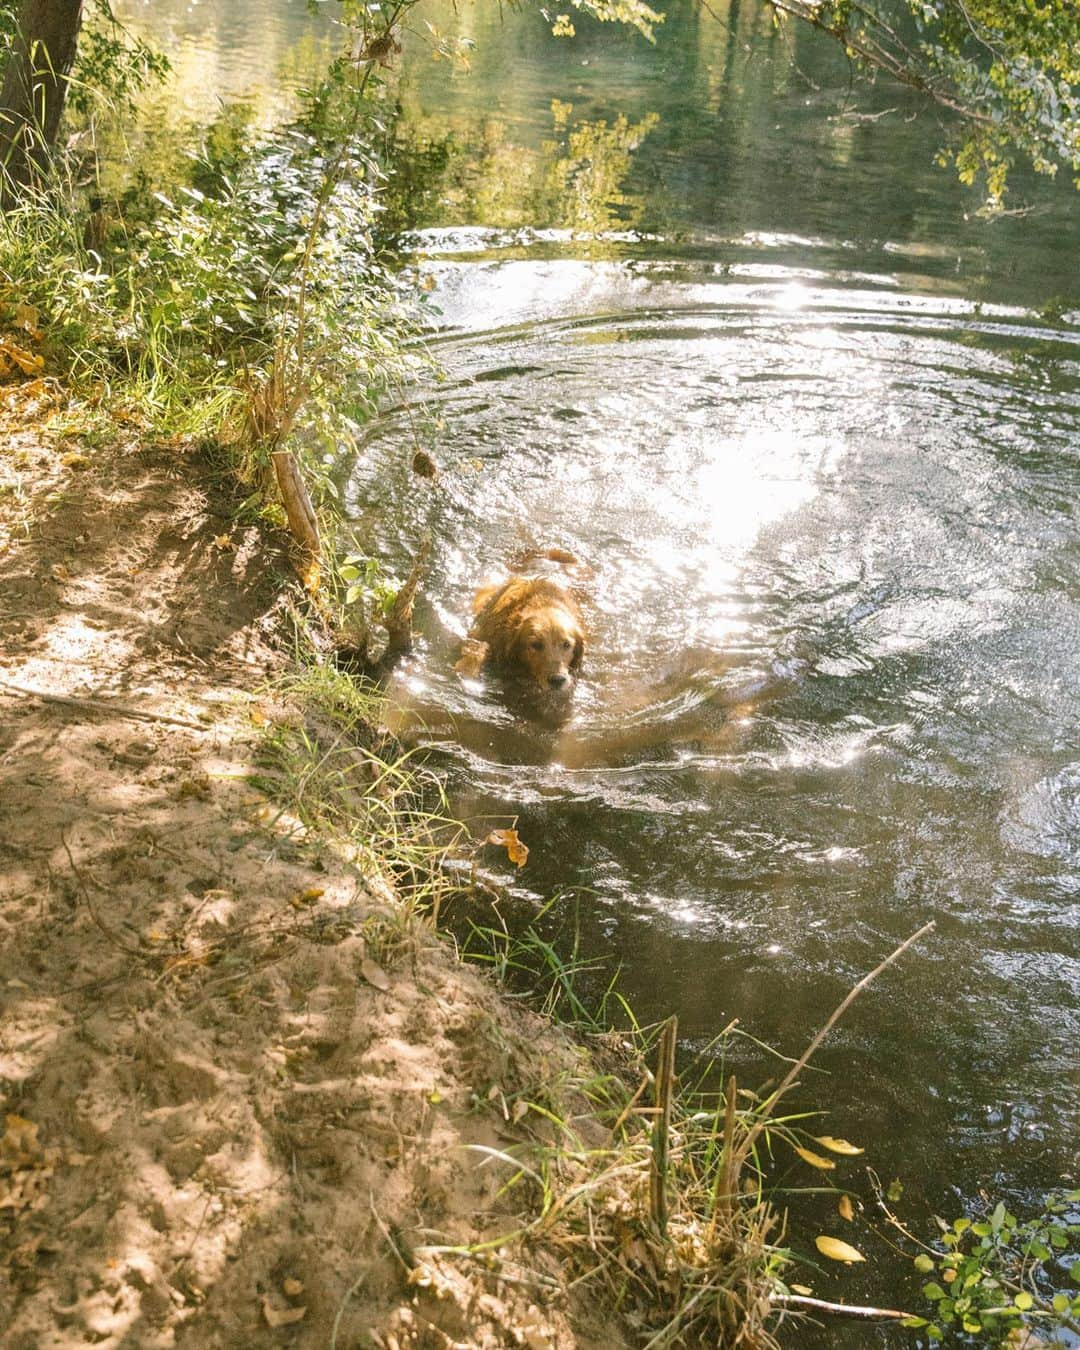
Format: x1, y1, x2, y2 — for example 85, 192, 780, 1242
457, 574, 585, 712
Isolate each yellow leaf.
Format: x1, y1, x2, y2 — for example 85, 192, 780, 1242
814, 1235, 865, 1264
61, 451, 90, 469
795, 1146, 836, 1170
790, 1284, 813, 1296
838, 1194, 854, 1221
282, 1278, 304, 1298
814, 1135, 864, 1155
360, 958, 390, 992
485, 828, 529, 867
213, 534, 236, 551
299, 557, 321, 593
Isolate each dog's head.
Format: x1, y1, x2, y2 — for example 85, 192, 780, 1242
473, 577, 585, 704
510, 604, 584, 694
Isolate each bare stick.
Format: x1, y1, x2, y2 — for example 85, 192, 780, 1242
708, 1073, 739, 1239
381, 537, 430, 666
736, 921, 935, 1165
61, 833, 146, 959
772, 1292, 912, 1321
271, 449, 321, 560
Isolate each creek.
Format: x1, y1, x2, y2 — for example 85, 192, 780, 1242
122, 0, 1080, 1331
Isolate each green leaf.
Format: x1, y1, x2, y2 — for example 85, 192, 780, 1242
901, 1316, 929, 1328
1052, 1293, 1069, 1314
914, 1255, 935, 1274
1013, 1291, 1033, 1311
922, 1282, 948, 1300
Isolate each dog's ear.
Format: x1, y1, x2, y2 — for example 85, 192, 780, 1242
472, 582, 501, 616
570, 633, 584, 672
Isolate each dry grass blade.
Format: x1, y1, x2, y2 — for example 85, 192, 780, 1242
649, 1015, 677, 1234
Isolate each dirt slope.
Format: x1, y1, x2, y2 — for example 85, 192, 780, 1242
0, 424, 627, 1349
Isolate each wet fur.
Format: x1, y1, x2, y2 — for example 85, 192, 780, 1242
460, 576, 585, 696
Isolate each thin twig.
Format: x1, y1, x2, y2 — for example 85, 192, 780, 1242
60, 833, 146, 959
772, 1292, 912, 1320
0, 678, 208, 730
736, 922, 935, 1166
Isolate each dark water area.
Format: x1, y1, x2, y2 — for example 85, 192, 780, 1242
121, 0, 1079, 1335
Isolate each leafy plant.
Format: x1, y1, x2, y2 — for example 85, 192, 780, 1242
766, 0, 1080, 204
903, 1191, 1080, 1343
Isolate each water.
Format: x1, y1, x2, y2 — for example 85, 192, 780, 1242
122, 0, 1079, 1329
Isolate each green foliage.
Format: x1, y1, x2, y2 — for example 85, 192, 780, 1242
903, 1191, 1080, 1343
65, 0, 171, 118
768, 0, 1080, 202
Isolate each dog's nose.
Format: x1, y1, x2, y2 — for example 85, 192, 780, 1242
548, 673, 570, 689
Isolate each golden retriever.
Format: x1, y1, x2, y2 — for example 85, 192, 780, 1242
456, 575, 585, 705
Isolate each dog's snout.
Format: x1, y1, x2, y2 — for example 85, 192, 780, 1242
549, 673, 570, 690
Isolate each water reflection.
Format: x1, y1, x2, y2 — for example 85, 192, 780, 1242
350, 232, 1079, 1324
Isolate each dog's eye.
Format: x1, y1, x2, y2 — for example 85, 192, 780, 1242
529, 638, 544, 651
561, 639, 573, 651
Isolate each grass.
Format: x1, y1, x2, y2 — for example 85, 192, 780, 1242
249, 647, 908, 1346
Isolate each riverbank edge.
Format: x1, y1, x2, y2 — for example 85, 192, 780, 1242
0, 415, 783, 1347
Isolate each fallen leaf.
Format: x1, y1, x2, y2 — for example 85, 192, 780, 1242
814, 1135, 864, 1156
262, 1296, 306, 1327
282, 1277, 304, 1297
512, 1099, 529, 1124
360, 958, 390, 992
887, 1178, 904, 1203
213, 534, 235, 551
485, 828, 529, 868
794, 1146, 835, 1171
790, 1283, 813, 1296
0, 338, 44, 376
838, 1194, 854, 1221
0, 1115, 41, 1165
815, 1235, 865, 1264
300, 557, 321, 594
61, 451, 91, 469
